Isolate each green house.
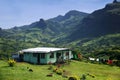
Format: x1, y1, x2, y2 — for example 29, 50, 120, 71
20, 47, 73, 64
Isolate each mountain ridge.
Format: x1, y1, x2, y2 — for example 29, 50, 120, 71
0, 2, 120, 59
1, 10, 88, 44
66, 2, 120, 42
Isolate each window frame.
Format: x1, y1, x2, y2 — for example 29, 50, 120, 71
33, 53, 37, 57
41, 53, 45, 59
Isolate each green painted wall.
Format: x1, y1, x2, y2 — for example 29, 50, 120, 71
40, 53, 47, 64
23, 50, 73, 64
23, 53, 37, 64
46, 52, 57, 64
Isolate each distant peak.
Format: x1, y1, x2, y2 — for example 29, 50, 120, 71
105, 1, 120, 10
31, 18, 47, 29
65, 10, 81, 15
0, 27, 2, 31
113, 0, 118, 3
64, 10, 88, 19
55, 15, 63, 19
66, 10, 88, 15
67, 10, 80, 13
57, 15, 63, 17
39, 18, 45, 22
39, 18, 46, 24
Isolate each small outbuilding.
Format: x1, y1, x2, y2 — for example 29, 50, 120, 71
20, 47, 73, 64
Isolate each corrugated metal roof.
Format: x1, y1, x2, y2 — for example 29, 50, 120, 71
21, 47, 69, 53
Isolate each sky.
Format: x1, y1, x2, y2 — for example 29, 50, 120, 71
0, 0, 114, 29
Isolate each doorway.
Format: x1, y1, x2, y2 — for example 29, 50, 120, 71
56, 53, 62, 63
37, 54, 40, 64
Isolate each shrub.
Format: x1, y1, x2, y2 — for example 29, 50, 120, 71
56, 69, 63, 75
46, 73, 53, 77
68, 75, 79, 80
29, 69, 33, 72
53, 68, 58, 72
80, 74, 86, 80
8, 59, 16, 67
48, 65, 53, 70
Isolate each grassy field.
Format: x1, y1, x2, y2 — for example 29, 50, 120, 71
0, 60, 120, 80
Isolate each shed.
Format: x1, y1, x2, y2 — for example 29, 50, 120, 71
20, 47, 73, 64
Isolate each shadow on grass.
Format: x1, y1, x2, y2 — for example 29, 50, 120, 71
1, 65, 9, 68
1, 65, 16, 69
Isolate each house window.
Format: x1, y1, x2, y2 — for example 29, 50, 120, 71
33, 54, 37, 57
41, 53, 45, 59
50, 53, 54, 58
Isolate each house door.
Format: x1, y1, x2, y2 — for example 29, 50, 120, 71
56, 53, 62, 63
37, 54, 40, 64
19, 54, 24, 62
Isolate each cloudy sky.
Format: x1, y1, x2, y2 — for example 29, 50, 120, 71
0, 0, 113, 29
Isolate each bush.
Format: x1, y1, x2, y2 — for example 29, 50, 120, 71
80, 74, 86, 80
53, 68, 63, 75
48, 65, 53, 70
53, 68, 58, 72
56, 69, 63, 75
8, 59, 16, 67
68, 75, 79, 80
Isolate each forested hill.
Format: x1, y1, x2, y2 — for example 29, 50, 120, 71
78, 34, 120, 57
0, 1, 120, 59
0, 10, 88, 44
67, 2, 120, 41
0, 10, 88, 58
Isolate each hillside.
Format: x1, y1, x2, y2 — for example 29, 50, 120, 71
2, 10, 88, 43
63, 33, 120, 58
0, 10, 88, 58
0, 2, 120, 59
0, 60, 120, 80
67, 2, 120, 41
50, 10, 88, 32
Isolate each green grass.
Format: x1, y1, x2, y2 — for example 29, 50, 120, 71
0, 60, 120, 80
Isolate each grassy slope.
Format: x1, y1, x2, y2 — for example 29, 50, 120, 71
0, 60, 120, 80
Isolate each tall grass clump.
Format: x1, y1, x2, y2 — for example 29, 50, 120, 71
8, 59, 16, 67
